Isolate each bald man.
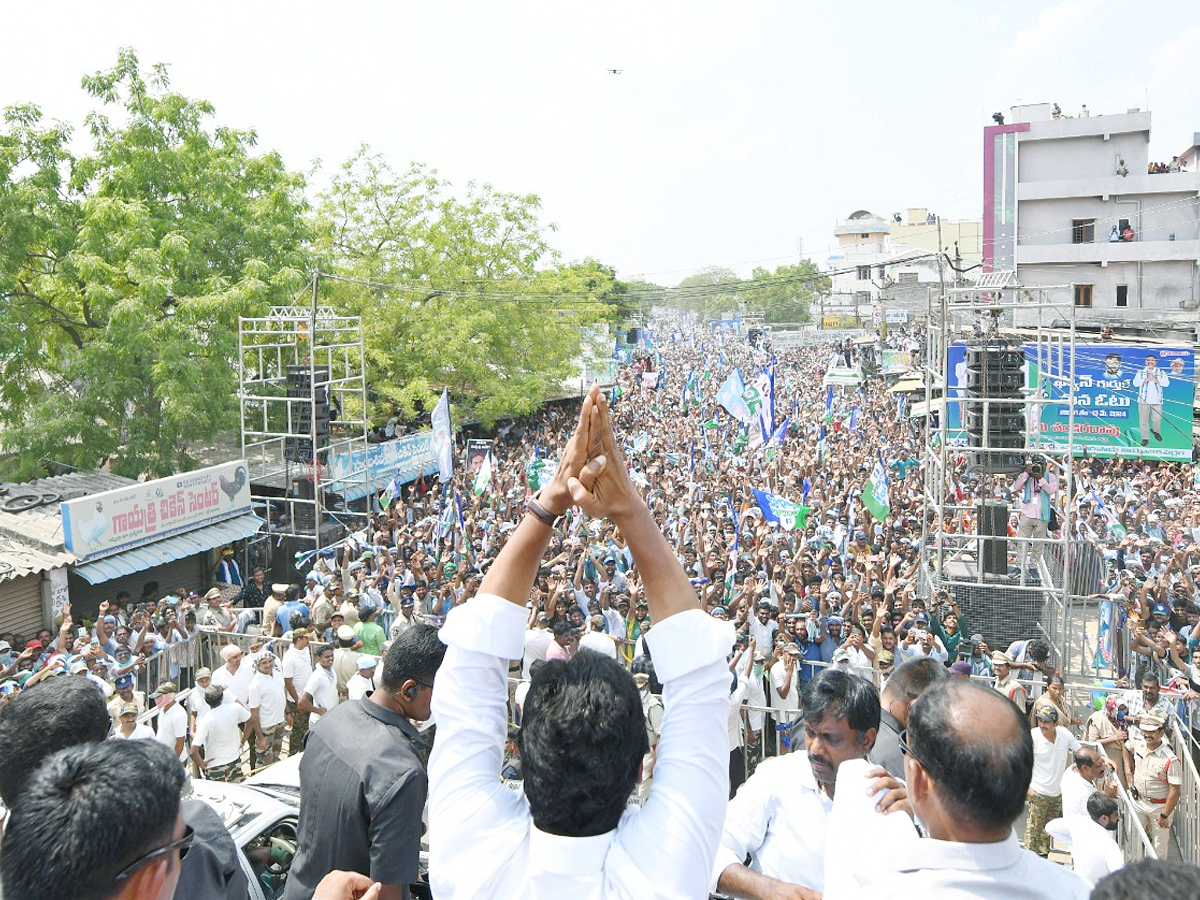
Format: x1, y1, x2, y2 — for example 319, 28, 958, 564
846, 680, 1089, 899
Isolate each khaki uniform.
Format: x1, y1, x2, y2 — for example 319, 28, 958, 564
1126, 737, 1182, 857
994, 672, 1028, 712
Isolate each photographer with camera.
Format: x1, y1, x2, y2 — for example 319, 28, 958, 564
1012, 455, 1058, 572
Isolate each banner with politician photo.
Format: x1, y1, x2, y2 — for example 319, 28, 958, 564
944, 341, 1195, 461
1033, 343, 1195, 460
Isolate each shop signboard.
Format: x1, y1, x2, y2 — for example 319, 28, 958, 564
62, 461, 253, 562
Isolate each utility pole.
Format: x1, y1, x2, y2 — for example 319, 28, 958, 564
936, 216, 947, 308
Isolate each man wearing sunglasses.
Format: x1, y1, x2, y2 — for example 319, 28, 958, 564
864, 680, 1089, 898
1, 739, 190, 900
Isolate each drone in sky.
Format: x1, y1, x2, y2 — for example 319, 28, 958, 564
607, 69, 623, 75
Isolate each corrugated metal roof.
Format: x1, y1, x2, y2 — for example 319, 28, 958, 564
0, 472, 138, 582
72, 513, 266, 585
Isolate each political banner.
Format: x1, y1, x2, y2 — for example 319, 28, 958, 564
945, 341, 1195, 461
465, 439, 492, 475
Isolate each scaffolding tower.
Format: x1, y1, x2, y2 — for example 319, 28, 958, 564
238, 297, 370, 580
919, 278, 1112, 677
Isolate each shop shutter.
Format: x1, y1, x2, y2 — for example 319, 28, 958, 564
0, 574, 46, 636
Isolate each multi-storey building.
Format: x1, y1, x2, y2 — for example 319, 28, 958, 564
984, 103, 1200, 337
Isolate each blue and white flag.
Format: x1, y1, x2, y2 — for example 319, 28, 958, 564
802, 477, 812, 502
753, 489, 812, 531
849, 405, 861, 432
716, 369, 753, 423
431, 387, 454, 481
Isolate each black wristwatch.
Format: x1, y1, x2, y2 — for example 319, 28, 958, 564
525, 497, 563, 529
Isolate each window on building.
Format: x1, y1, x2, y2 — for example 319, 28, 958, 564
1116, 284, 1128, 307
855, 291, 871, 305
1074, 284, 1094, 308
856, 266, 871, 280
1072, 219, 1096, 244
876, 266, 886, 281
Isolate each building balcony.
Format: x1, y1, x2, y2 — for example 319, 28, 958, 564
1015, 238, 1200, 266
1017, 170, 1200, 201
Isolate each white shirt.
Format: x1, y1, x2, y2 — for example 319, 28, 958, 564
1059, 766, 1098, 820
194, 703, 250, 767
281, 646, 314, 700
522, 628, 553, 679
1133, 366, 1168, 405
845, 831, 1090, 899
112, 723, 156, 741
211, 661, 252, 705
248, 670, 287, 729
745, 669, 767, 731
728, 674, 749, 751
187, 687, 212, 726
155, 702, 189, 760
429, 594, 733, 900
579, 630, 618, 660
1045, 816, 1123, 886
302, 666, 339, 722
748, 616, 778, 649
1030, 726, 1081, 796
712, 750, 832, 894
768, 659, 800, 715
346, 671, 377, 701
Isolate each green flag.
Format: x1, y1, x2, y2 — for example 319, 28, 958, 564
864, 456, 891, 522
473, 452, 493, 496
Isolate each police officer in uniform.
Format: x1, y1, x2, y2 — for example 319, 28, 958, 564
1122, 711, 1182, 857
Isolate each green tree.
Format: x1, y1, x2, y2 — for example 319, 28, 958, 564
313, 148, 613, 425
670, 266, 742, 319
0, 50, 310, 479
741, 260, 827, 325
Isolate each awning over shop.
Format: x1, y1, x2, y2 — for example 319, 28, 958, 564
72, 513, 265, 585
909, 398, 945, 419
822, 366, 864, 387
888, 379, 923, 393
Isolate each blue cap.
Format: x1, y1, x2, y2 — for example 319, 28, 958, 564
115, 674, 133, 690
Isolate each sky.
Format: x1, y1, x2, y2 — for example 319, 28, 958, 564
3, 0, 1197, 284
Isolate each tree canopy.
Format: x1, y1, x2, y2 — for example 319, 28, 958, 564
312, 148, 617, 425
660, 261, 827, 324
0, 50, 310, 479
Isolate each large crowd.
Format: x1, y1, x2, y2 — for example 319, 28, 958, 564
2, 317, 1200, 899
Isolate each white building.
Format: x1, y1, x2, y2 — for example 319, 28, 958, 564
984, 103, 1200, 337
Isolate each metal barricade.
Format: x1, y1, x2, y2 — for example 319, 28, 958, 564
1168, 714, 1200, 866
1114, 777, 1157, 863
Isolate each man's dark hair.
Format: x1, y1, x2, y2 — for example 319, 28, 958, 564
1073, 747, 1098, 769
519, 649, 647, 837
882, 657, 945, 702
1, 739, 185, 900
379, 623, 445, 691
800, 667, 880, 736
0, 677, 111, 805
551, 621, 571, 638
1092, 860, 1200, 900
1138, 670, 1160, 687
1027, 639, 1050, 663
907, 680, 1031, 831
1087, 791, 1118, 823
204, 685, 226, 709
